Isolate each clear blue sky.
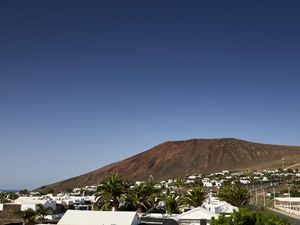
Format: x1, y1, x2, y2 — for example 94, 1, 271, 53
0, 0, 300, 190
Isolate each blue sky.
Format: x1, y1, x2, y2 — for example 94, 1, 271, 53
0, 0, 300, 189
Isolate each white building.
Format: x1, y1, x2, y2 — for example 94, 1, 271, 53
203, 196, 238, 214
14, 196, 56, 211
239, 179, 250, 184
177, 206, 219, 224
58, 210, 139, 225
274, 197, 300, 216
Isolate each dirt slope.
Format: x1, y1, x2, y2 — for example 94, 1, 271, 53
36, 138, 300, 192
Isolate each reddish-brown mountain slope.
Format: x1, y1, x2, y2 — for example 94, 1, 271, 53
36, 138, 300, 192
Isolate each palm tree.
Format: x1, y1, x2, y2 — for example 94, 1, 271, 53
217, 184, 250, 207
7, 192, 19, 200
96, 173, 128, 211
19, 189, 30, 196
162, 191, 181, 215
36, 203, 53, 223
16, 208, 36, 225
192, 178, 203, 188
0, 193, 8, 203
184, 186, 207, 208
126, 181, 159, 212
174, 179, 186, 195
247, 172, 255, 190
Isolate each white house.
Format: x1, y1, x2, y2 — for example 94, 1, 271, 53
14, 196, 56, 211
177, 206, 219, 222
239, 179, 250, 184
52, 195, 74, 206
188, 175, 197, 180
58, 210, 139, 225
203, 196, 238, 214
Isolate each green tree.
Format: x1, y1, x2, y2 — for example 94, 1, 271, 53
47, 189, 56, 196
211, 208, 290, 225
192, 177, 204, 187
184, 186, 207, 208
174, 179, 186, 194
0, 192, 8, 203
217, 184, 250, 207
96, 173, 128, 211
19, 189, 30, 196
126, 181, 159, 212
247, 172, 255, 190
64, 188, 73, 193
16, 208, 36, 225
162, 191, 181, 215
36, 204, 53, 223
7, 192, 19, 200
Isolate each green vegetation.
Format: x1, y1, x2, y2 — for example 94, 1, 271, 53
173, 179, 186, 194
94, 173, 208, 213
0, 192, 8, 203
162, 191, 181, 214
89, 173, 290, 224
126, 180, 159, 212
183, 186, 207, 208
217, 185, 251, 207
95, 173, 129, 210
46, 189, 56, 196
36, 204, 53, 223
19, 189, 30, 196
279, 188, 300, 197
7, 192, 19, 200
16, 205, 53, 224
211, 208, 290, 225
64, 188, 73, 193
16, 208, 37, 225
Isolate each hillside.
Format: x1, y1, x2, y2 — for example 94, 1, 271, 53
36, 138, 300, 192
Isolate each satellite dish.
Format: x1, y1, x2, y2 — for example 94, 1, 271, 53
158, 201, 165, 207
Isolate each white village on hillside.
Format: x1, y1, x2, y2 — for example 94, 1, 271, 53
1, 168, 300, 225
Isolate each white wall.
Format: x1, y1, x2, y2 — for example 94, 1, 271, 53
21, 201, 56, 211
21, 203, 37, 211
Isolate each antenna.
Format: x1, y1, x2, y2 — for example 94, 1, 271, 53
281, 157, 285, 169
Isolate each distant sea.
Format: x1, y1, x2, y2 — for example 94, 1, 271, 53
0, 189, 19, 193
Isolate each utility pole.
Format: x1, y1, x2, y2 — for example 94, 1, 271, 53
256, 189, 258, 205
273, 188, 276, 209
263, 188, 266, 208
289, 185, 292, 213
